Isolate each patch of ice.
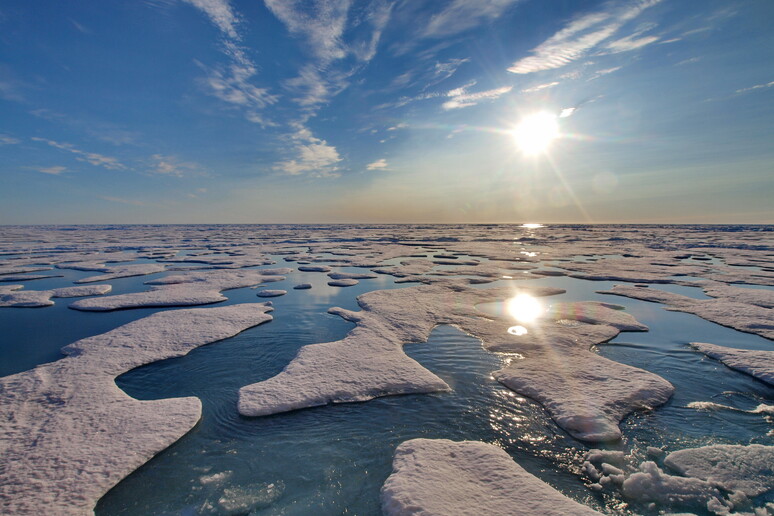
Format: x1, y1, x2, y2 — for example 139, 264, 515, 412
327, 278, 359, 287
256, 289, 287, 297
0, 284, 112, 308
0, 303, 273, 515
664, 444, 774, 497
69, 269, 285, 311
690, 342, 774, 386
381, 439, 602, 515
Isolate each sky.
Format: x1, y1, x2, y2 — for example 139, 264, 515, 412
1, 0, 773, 224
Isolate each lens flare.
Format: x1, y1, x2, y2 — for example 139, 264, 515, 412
506, 294, 544, 323
512, 112, 559, 155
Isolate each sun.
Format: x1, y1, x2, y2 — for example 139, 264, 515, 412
512, 112, 559, 155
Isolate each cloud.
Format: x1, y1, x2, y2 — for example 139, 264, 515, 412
201, 60, 279, 125
507, 0, 662, 75
0, 134, 20, 145
265, 1, 392, 108
149, 154, 202, 177
31, 137, 126, 170
521, 81, 559, 93
180, 1, 277, 126
180, 0, 240, 39
442, 83, 512, 110
424, 0, 520, 38
98, 195, 145, 206
605, 33, 658, 53
735, 80, 774, 95
34, 166, 66, 175
274, 126, 342, 178
366, 158, 388, 171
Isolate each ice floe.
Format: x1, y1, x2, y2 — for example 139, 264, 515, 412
239, 282, 670, 441
69, 269, 287, 311
599, 285, 774, 340
0, 303, 273, 515
381, 439, 602, 515
256, 289, 287, 297
0, 284, 112, 307
690, 342, 774, 386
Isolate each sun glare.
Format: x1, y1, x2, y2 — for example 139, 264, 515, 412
512, 112, 559, 155
506, 294, 544, 323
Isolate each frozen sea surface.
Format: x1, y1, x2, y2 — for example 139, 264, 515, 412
0, 224, 772, 515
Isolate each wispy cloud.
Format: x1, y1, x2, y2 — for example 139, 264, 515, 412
274, 126, 342, 178
149, 154, 203, 177
424, 0, 520, 38
366, 158, 388, 171
735, 80, 774, 95
33, 166, 66, 175
31, 137, 126, 170
181, 0, 277, 125
507, 0, 662, 74
442, 82, 512, 110
0, 134, 20, 145
181, 0, 240, 39
521, 81, 559, 93
265, 1, 392, 108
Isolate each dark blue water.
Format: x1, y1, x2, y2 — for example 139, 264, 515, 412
1, 252, 772, 515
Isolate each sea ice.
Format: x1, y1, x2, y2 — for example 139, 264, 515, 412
239, 282, 670, 441
69, 269, 286, 311
327, 278, 360, 287
599, 285, 774, 340
0, 303, 273, 515
0, 284, 112, 307
256, 289, 287, 297
381, 439, 602, 515
690, 342, 774, 386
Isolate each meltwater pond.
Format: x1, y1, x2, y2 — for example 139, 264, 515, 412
95, 274, 773, 516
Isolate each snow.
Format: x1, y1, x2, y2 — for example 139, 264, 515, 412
583, 444, 774, 514
239, 282, 670, 441
0, 284, 112, 307
381, 439, 603, 515
69, 269, 286, 311
297, 265, 331, 272
327, 278, 360, 287
599, 285, 774, 340
256, 289, 287, 297
664, 444, 774, 497
74, 263, 166, 283
690, 342, 774, 385
0, 303, 273, 515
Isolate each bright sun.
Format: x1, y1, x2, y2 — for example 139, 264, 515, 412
512, 112, 559, 155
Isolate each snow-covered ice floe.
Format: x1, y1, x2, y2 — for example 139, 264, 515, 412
69, 269, 288, 311
0, 284, 112, 307
690, 342, 774, 386
239, 281, 672, 442
0, 303, 273, 515
583, 444, 774, 515
599, 284, 774, 340
381, 438, 603, 515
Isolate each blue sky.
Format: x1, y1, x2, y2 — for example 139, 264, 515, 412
1, 0, 772, 224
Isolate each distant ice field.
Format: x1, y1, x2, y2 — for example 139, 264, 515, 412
0, 224, 772, 515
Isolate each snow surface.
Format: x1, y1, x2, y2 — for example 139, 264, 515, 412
0, 284, 112, 307
256, 289, 287, 297
599, 285, 774, 340
0, 303, 273, 515
690, 342, 774, 385
381, 438, 602, 515
69, 269, 286, 311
